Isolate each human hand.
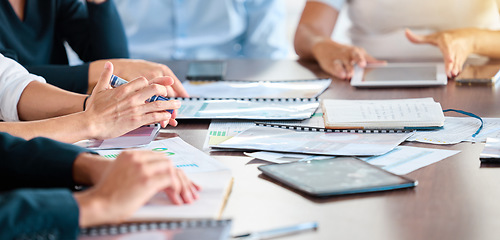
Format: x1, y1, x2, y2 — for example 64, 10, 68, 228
312, 39, 384, 80
405, 28, 476, 78
84, 62, 181, 140
74, 151, 200, 227
89, 59, 189, 97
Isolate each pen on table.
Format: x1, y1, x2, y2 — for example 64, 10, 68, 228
232, 221, 318, 240
109, 75, 174, 114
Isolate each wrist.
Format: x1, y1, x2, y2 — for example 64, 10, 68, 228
74, 190, 108, 228
73, 152, 112, 185
78, 110, 101, 140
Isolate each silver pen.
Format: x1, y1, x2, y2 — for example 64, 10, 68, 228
233, 221, 318, 240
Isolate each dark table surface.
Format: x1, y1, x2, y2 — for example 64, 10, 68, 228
157, 59, 500, 240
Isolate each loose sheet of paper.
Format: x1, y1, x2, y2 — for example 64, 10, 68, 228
358, 146, 460, 175
97, 137, 228, 173
183, 79, 331, 98
244, 151, 335, 164
203, 113, 324, 150
407, 117, 500, 144
215, 126, 413, 156
74, 124, 160, 149
480, 137, 500, 159
247, 146, 459, 175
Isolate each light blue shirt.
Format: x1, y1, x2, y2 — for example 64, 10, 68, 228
308, 0, 344, 10
114, 0, 289, 60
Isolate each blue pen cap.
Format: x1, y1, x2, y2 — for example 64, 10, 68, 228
110, 75, 129, 88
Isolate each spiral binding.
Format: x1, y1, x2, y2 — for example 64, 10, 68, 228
254, 122, 414, 133
80, 219, 231, 236
172, 97, 319, 102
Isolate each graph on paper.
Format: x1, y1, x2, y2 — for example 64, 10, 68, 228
97, 137, 227, 173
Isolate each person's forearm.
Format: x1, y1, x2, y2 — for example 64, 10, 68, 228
471, 29, 500, 58
294, 2, 339, 59
0, 112, 95, 143
17, 81, 87, 121
73, 152, 112, 186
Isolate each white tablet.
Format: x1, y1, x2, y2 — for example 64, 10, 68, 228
351, 63, 447, 87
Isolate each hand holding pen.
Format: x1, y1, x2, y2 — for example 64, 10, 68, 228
110, 75, 175, 114
84, 62, 181, 140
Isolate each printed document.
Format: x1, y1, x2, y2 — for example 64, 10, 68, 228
408, 117, 500, 144
183, 79, 331, 98
246, 146, 459, 175
214, 126, 413, 156
358, 146, 460, 175
176, 98, 319, 120
96, 137, 232, 221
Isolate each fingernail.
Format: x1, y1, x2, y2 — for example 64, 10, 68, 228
173, 100, 181, 108
104, 61, 112, 69
171, 119, 178, 127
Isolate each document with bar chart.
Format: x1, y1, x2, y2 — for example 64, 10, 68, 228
96, 137, 228, 174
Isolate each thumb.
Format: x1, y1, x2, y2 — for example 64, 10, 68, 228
92, 61, 114, 94
405, 28, 435, 45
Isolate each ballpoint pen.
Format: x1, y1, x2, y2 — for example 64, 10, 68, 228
110, 75, 174, 114
232, 221, 318, 240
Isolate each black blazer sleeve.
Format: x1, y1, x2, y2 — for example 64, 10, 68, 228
0, 189, 79, 240
0, 132, 92, 191
26, 0, 129, 94
56, 0, 129, 61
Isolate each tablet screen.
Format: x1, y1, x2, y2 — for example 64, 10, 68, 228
364, 66, 436, 82
351, 63, 447, 87
258, 158, 416, 197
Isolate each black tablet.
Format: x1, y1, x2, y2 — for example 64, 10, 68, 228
187, 61, 227, 80
258, 158, 417, 197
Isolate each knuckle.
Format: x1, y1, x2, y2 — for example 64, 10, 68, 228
152, 84, 166, 94
152, 101, 165, 109
151, 112, 170, 122
136, 77, 149, 86
130, 115, 142, 124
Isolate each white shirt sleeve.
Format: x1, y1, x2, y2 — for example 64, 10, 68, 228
0, 54, 46, 122
308, 0, 345, 10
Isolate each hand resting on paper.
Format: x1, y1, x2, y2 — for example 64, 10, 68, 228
73, 151, 201, 227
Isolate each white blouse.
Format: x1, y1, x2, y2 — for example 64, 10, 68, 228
310, 0, 500, 59
0, 54, 45, 121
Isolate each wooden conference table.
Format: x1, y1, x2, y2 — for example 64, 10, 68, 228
156, 59, 500, 240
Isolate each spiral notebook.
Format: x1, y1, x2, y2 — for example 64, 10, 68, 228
182, 79, 331, 98
322, 98, 445, 130
174, 97, 319, 120
79, 219, 232, 240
